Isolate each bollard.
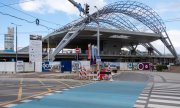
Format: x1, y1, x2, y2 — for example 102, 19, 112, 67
109, 72, 114, 81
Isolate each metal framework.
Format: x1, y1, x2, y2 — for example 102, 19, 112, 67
47, 1, 179, 63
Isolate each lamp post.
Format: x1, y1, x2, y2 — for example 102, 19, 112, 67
94, 6, 100, 70
11, 23, 22, 72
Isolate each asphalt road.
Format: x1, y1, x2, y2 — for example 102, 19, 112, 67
0, 78, 92, 107
113, 72, 149, 82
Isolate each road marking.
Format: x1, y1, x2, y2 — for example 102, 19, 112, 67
152, 91, 180, 95
63, 89, 69, 91
151, 95, 180, 100
47, 88, 52, 92
148, 104, 180, 108
3, 104, 17, 108
56, 80, 71, 88
21, 100, 32, 103
133, 104, 145, 108
149, 98, 180, 104
37, 79, 45, 86
55, 91, 62, 93
136, 100, 146, 104
153, 89, 180, 93
138, 96, 148, 100
34, 96, 44, 99
140, 93, 148, 96
0, 91, 53, 107
45, 93, 53, 96
37, 79, 53, 92
17, 78, 23, 100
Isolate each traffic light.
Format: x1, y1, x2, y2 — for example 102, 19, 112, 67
85, 4, 90, 14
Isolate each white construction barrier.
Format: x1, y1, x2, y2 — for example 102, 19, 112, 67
0, 62, 35, 73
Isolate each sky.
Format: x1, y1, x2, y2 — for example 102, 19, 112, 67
0, 0, 180, 54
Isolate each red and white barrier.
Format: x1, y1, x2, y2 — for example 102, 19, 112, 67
79, 67, 87, 79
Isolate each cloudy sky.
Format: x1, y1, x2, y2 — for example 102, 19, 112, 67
0, 0, 180, 54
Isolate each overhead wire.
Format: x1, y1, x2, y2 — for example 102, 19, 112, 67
0, 11, 55, 30
0, 1, 62, 26
0, 0, 35, 7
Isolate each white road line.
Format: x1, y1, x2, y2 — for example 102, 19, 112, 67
152, 91, 180, 95
149, 99, 180, 104
152, 90, 180, 93
153, 88, 180, 90
138, 96, 148, 100
142, 91, 150, 94
3, 104, 17, 108
45, 93, 53, 96
133, 104, 145, 108
34, 96, 44, 99
136, 100, 146, 104
151, 95, 180, 100
63, 89, 69, 91
148, 104, 180, 108
55, 91, 62, 93
140, 93, 148, 96
21, 99, 32, 103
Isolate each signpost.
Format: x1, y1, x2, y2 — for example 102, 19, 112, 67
76, 48, 80, 73
16, 61, 24, 72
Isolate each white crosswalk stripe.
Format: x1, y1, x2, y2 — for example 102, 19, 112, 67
134, 83, 180, 108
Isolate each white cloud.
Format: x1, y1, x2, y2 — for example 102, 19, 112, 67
19, 0, 107, 14
150, 30, 180, 55
136, 29, 180, 55
155, 1, 180, 13
167, 30, 180, 48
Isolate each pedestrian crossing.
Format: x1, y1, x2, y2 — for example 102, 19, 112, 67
134, 83, 180, 108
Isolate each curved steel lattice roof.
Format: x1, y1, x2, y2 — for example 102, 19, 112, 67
47, 0, 179, 63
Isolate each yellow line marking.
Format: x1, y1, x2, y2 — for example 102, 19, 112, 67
17, 78, 23, 100
37, 79, 54, 92
56, 80, 71, 88
47, 88, 52, 92
37, 79, 45, 86
0, 90, 56, 107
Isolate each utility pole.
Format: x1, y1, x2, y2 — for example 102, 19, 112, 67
94, 6, 100, 70
11, 23, 22, 73
68, 0, 101, 73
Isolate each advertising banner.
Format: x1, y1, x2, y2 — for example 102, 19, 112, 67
88, 44, 91, 60
42, 62, 61, 72
16, 61, 24, 72
29, 35, 42, 72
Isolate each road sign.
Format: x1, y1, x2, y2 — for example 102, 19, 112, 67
76, 48, 80, 54
96, 56, 101, 62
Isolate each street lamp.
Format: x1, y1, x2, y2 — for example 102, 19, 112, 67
94, 6, 100, 70
11, 23, 22, 72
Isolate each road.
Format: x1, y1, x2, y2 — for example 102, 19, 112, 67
134, 71, 180, 108
0, 72, 148, 108
0, 78, 92, 108
2, 71, 180, 108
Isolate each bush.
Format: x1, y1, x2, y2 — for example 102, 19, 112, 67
156, 65, 168, 72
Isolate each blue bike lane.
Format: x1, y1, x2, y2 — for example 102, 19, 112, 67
12, 81, 146, 108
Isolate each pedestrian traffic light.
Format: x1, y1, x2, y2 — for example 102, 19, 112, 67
85, 4, 90, 14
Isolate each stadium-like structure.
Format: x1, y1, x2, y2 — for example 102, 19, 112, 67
24, 1, 180, 64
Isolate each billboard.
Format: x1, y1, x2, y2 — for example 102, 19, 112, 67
29, 35, 42, 72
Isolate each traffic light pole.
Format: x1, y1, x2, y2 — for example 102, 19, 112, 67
68, 0, 100, 72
